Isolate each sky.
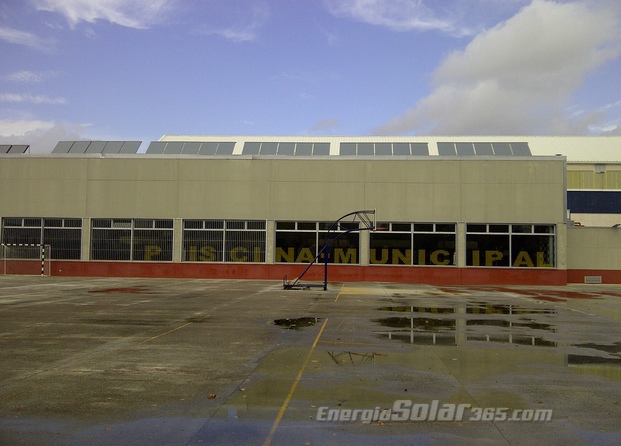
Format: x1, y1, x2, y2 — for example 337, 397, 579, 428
1, 0, 620, 153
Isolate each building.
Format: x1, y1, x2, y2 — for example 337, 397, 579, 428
1, 135, 620, 285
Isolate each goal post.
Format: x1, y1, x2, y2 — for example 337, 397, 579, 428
0, 244, 51, 276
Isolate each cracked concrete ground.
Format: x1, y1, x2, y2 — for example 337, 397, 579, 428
0, 276, 620, 445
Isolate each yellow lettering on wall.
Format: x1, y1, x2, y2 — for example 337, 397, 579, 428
296, 248, 315, 263
513, 251, 534, 267
370, 248, 388, 264
536, 252, 553, 267
334, 248, 357, 264
230, 247, 247, 262
276, 247, 295, 262
485, 251, 503, 266
472, 250, 480, 266
199, 246, 216, 261
431, 250, 450, 265
253, 247, 262, 262
393, 249, 411, 265
144, 245, 161, 261
417, 249, 426, 265
188, 246, 197, 261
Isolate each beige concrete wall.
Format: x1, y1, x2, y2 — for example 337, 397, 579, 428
567, 227, 621, 269
0, 156, 565, 224
0, 157, 88, 217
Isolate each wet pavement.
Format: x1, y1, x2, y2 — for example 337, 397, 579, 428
0, 276, 620, 445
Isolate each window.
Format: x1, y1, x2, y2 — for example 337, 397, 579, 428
1, 217, 82, 260
275, 221, 360, 264
370, 223, 456, 266
91, 219, 173, 261
182, 220, 266, 262
466, 224, 555, 267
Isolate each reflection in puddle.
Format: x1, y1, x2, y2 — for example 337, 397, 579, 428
373, 303, 621, 366
374, 317, 455, 330
466, 319, 554, 331
378, 303, 556, 316
326, 351, 377, 365
273, 317, 320, 330
569, 341, 621, 365
378, 306, 454, 314
466, 303, 555, 315
375, 304, 557, 347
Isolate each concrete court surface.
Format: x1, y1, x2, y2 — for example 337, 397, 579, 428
0, 276, 620, 446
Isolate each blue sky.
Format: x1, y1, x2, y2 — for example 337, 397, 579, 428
1, 0, 620, 153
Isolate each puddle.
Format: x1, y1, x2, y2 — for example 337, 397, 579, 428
568, 355, 621, 365
273, 317, 320, 330
377, 303, 555, 315
452, 287, 602, 301
466, 319, 554, 331
466, 303, 555, 315
378, 306, 454, 314
373, 317, 455, 331
569, 341, 621, 364
374, 302, 557, 347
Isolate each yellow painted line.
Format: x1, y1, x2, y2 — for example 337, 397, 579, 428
334, 292, 341, 302
263, 318, 329, 446
137, 321, 194, 345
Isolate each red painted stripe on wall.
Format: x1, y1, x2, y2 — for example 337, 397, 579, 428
46, 261, 576, 286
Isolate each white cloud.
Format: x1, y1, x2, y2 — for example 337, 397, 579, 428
324, 0, 461, 34
33, 0, 177, 29
0, 119, 55, 137
197, 3, 269, 42
374, 0, 621, 135
309, 118, 340, 134
2, 70, 59, 83
0, 93, 67, 105
0, 121, 89, 153
0, 26, 55, 51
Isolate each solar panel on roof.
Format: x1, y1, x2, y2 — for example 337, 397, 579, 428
375, 143, 391, 155
438, 142, 456, 156
181, 142, 201, 154
52, 141, 73, 153
69, 141, 90, 153
313, 143, 330, 155
103, 141, 124, 153
261, 142, 277, 155
277, 143, 294, 155
296, 143, 312, 155
393, 143, 410, 155
146, 142, 166, 154
215, 142, 235, 154
340, 143, 356, 155
493, 143, 512, 156
411, 143, 429, 155
119, 141, 140, 154
198, 142, 217, 155
474, 143, 493, 155
164, 142, 183, 154
510, 142, 531, 156
358, 143, 373, 155
243, 142, 260, 155
0, 145, 11, 154
456, 142, 475, 156
85, 141, 106, 153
